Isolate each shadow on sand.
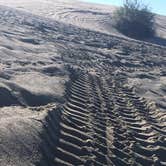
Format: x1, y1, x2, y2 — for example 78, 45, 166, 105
35, 108, 62, 166
146, 36, 166, 46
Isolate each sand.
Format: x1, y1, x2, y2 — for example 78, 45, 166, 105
0, 0, 165, 165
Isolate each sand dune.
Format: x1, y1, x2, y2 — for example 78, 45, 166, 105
0, 0, 165, 165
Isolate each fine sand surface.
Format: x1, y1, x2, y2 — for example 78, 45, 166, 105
0, 0, 165, 165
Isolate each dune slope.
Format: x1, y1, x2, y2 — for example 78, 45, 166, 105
0, 0, 165, 165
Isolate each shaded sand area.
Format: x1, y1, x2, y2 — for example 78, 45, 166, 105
0, 0, 165, 165
0, 106, 45, 165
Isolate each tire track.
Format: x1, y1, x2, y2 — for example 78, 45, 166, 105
105, 76, 166, 165
38, 70, 166, 165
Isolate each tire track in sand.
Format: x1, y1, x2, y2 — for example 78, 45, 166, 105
38, 71, 166, 165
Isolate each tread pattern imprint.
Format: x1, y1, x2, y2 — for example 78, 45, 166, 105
39, 70, 166, 166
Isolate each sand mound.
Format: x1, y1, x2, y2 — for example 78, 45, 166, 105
0, 106, 48, 166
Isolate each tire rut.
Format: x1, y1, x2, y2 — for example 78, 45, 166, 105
38, 71, 166, 166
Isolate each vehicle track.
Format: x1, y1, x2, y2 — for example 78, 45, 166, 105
39, 70, 166, 166
0, 2, 166, 166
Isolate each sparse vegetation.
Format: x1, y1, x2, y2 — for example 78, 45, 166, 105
113, 0, 155, 39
